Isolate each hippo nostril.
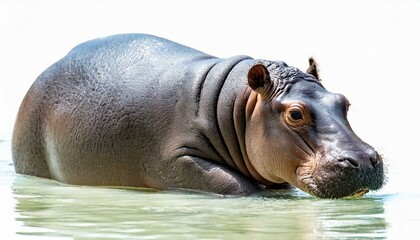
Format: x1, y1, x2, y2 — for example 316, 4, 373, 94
338, 157, 360, 168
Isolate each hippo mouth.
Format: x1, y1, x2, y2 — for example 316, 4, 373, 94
348, 188, 369, 198
296, 154, 385, 199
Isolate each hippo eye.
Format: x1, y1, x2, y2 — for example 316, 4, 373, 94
285, 104, 309, 127
290, 110, 303, 120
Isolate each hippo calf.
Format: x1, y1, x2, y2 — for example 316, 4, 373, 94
12, 34, 384, 198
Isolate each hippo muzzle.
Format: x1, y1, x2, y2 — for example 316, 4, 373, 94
297, 134, 384, 198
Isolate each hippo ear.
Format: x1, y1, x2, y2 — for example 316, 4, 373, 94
306, 57, 320, 81
248, 64, 272, 96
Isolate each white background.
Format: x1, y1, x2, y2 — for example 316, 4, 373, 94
1, 0, 419, 194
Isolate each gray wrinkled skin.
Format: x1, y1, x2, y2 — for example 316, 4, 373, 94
13, 34, 261, 194
12, 34, 384, 198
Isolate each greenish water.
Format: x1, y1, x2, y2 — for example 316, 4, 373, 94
0, 134, 418, 239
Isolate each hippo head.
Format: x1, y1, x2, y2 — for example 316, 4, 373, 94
245, 59, 384, 198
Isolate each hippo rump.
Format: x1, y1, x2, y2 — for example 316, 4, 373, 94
12, 33, 384, 198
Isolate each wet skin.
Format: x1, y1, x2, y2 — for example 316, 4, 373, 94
12, 34, 384, 198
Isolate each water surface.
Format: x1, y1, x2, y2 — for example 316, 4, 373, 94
0, 134, 418, 239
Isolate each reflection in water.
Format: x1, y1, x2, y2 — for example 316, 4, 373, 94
11, 175, 387, 239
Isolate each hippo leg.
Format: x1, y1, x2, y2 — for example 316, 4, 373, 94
12, 94, 50, 179
165, 156, 258, 195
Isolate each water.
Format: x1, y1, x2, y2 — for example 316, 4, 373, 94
1, 134, 418, 239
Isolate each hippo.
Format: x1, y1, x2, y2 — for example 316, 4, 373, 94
12, 33, 384, 198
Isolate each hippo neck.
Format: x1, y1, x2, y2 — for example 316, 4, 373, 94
231, 88, 274, 186
209, 58, 274, 186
